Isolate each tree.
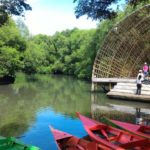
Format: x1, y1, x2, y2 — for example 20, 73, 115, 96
0, 18, 25, 81
73, 0, 148, 20
73, 0, 118, 20
127, 0, 150, 7
0, 0, 31, 26
23, 42, 48, 74
15, 18, 30, 39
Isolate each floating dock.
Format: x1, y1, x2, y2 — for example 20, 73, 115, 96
91, 77, 136, 92
107, 82, 150, 102
91, 77, 150, 102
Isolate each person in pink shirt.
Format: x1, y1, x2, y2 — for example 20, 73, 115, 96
143, 62, 149, 78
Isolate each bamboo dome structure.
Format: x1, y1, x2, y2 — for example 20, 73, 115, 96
92, 5, 150, 78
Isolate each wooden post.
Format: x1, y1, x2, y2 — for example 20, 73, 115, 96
109, 82, 112, 90
91, 82, 94, 91
91, 82, 98, 91
91, 93, 97, 119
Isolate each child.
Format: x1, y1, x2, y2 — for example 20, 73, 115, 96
143, 62, 149, 79
136, 75, 142, 95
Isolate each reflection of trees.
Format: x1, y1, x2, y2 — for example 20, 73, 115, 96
0, 73, 92, 136
0, 123, 28, 137
33, 74, 92, 117
0, 87, 36, 136
91, 93, 150, 124
93, 109, 135, 124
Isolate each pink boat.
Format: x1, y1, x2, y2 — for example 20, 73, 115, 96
109, 119, 150, 139
50, 126, 110, 150
76, 112, 150, 150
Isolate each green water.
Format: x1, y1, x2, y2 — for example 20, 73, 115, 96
0, 73, 149, 150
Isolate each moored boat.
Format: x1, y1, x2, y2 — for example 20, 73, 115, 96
76, 112, 150, 150
50, 126, 110, 150
102, 118, 150, 139
0, 136, 40, 150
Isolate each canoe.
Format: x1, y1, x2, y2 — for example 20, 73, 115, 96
50, 126, 110, 150
102, 118, 150, 139
0, 136, 39, 150
76, 112, 150, 150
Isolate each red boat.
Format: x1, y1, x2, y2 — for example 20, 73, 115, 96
50, 126, 110, 150
76, 112, 150, 150
105, 118, 150, 139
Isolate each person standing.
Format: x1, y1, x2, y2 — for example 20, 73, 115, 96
143, 62, 149, 79
136, 74, 142, 95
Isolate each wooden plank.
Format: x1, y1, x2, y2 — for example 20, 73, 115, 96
107, 92, 150, 102
92, 78, 136, 83
117, 83, 150, 88
114, 85, 150, 91
110, 89, 150, 95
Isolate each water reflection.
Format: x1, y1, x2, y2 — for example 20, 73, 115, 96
0, 73, 149, 150
0, 73, 91, 149
91, 93, 150, 125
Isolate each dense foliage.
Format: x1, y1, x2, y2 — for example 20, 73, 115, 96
0, 0, 149, 82
127, 0, 150, 6
22, 29, 96, 78
73, 0, 118, 20
73, 0, 149, 20
0, 19, 25, 78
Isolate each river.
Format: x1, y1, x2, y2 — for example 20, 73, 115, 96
0, 73, 150, 150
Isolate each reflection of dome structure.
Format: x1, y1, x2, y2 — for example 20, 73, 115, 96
92, 5, 150, 78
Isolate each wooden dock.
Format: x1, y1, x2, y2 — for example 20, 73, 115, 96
107, 92, 150, 101
107, 82, 150, 102
92, 78, 136, 83
91, 77, 136, 92
92, 77, 150, 102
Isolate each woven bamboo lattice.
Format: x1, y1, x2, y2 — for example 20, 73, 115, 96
92, 5, 150, 78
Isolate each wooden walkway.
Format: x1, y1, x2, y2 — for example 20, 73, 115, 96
91, 77, 136, 92
107, 82, 150, 102
107, 92, 150, 101
92, 77, 136, 83
92, 77, 150, 102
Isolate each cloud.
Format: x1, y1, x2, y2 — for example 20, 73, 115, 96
23, 1, 97, 35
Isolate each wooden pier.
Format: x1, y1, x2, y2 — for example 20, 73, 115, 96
91, 77, 136, 91
92, 78, 136, 83
92, 78, 150, 102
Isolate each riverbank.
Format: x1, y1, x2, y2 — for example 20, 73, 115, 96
0, 75, 15, 85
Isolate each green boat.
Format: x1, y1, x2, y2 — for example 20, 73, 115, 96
0, 136, 40, 150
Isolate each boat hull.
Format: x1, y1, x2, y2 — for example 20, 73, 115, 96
0, 136, 39, 150
50, 126, 110, 150
76, 112, 150, 150
111, 119, 150, 139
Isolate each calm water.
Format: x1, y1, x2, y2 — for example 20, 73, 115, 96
0, 73, 150, 150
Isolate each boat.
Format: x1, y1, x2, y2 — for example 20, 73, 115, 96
50, 126, 110, 150
0, 136, 40, 150
102, 118, 150, 139
76, 112, 150, 150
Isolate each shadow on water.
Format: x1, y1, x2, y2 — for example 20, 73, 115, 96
0, 73, 149, 149
0, 122, 28, 137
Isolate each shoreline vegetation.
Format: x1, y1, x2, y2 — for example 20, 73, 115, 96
0, 1, 150, 84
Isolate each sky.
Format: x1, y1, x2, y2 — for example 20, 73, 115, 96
22, 0, 98, 35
